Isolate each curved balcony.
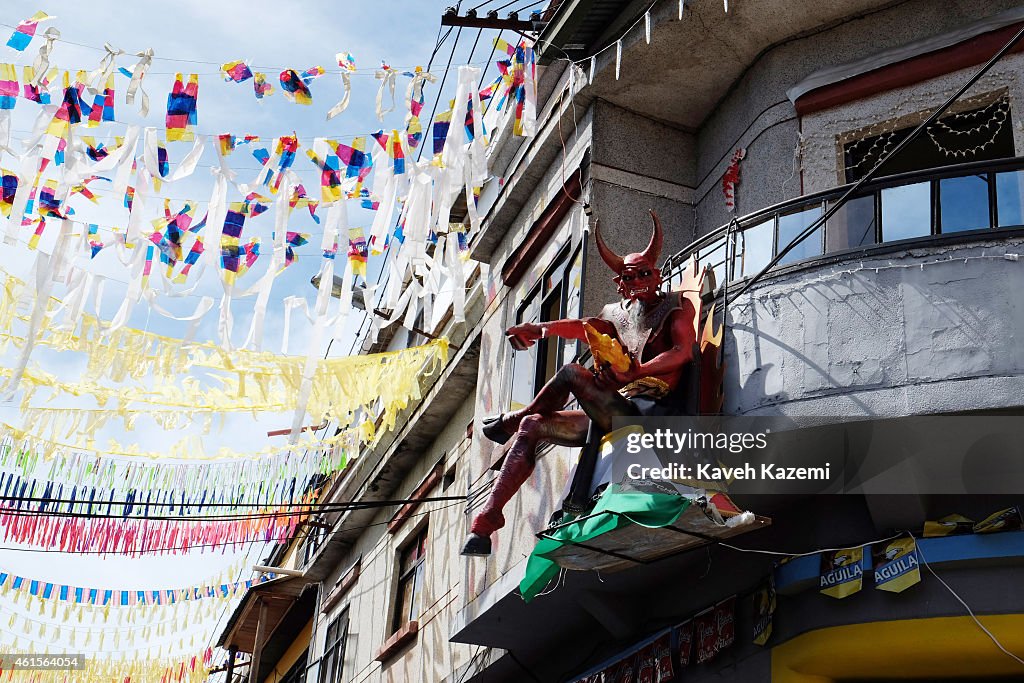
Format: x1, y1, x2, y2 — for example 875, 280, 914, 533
662, 157, 1024, 417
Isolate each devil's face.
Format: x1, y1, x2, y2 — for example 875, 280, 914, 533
615, 256, 662, 303
595, 210, 666, 305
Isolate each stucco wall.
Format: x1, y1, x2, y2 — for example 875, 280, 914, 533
724, 235, 1024, 417
310, 394, 477, 683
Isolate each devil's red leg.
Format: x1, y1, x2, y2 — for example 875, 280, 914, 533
500, 363, 637, 435
471, 411, 589, 536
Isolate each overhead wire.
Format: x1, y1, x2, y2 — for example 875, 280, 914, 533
0, 499, 465, 555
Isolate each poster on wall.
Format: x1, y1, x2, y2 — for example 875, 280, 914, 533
675, 619, 693, 668
694, 607, 718, 663
973, 506, 1023, 534
714, 596, 736, 652
872, 537, 921, 593
752, 576, 777, 646
819, 546, 864, 599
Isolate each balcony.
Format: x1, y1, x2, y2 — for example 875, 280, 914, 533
659, 158, 1024, 419
665, 157, 1024, 292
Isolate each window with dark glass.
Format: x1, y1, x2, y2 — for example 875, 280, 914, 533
843, 96, 1013, 183
392, 526, 428, 633
319, 609, 349, 683
509, 246, 583, 411
281, 648, 308, 683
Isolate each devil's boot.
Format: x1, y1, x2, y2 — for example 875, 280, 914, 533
461, 447, 536, 556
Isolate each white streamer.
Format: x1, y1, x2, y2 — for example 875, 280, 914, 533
125, 48, 155, 117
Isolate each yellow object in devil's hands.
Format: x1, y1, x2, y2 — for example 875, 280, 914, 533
583, 322, 631, 372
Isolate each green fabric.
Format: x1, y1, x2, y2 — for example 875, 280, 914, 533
519, 486, 692, 602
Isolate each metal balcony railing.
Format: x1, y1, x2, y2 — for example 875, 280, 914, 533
662, 157, 1024, 290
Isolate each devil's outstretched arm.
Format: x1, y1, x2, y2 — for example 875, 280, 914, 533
505, 317, 615, 350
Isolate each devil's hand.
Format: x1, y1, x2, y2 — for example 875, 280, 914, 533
506, 323, 543, 350
601, 354, 642, 386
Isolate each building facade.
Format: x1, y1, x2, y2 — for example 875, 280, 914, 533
220, 1, 1024, 681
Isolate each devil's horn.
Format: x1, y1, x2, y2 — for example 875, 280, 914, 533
644, 210, 664, 265
594, 219, 625, 273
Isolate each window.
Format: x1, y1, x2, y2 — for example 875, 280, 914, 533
843, 96, 1013, 183
734, 219, 773, 278
281, 649, 308, 683
777, 205, 823, 264
826, 194, 877, 253
509, 246, 583, 411
319, 609, 349, 683
392, 526, 428, 633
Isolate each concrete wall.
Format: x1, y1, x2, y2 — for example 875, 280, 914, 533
800, 53, 1024, 191
585, 100, 697, 316
691, 0, 1024, 237
310, 394, 477, 683
724, 235, 1024, 417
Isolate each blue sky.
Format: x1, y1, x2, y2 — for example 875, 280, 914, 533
0, 0, 526, 664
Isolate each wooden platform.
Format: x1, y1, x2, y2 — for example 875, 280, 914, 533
538, 494, 771, 573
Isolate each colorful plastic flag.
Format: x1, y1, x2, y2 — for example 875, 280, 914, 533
87, 73, 115, 128
279, 67, 321, 106
306, 146, 342, 204
220, 202, 261, 283
279, 231, 309, 270
166, 73, 199, 142
0, 169, 17, 217
335, 137, 373, 197
253, 134, 299, 194
217, 134, 259, 156
432, 109, 452, 157
289, 184, 319, 222
22, 66, 53, 104
370, 129, 405, 175
253, 72, 273, 99
150, 199, 197, 273
221, 60, 253, 83
402, 66, 435, 149
348, 228, 368, 277
6, 12, 55, 52
86, 224, 104, 258
0, 65, 18, 110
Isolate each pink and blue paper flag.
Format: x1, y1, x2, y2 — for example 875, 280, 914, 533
278, 230, 309, 270
0, 169, 17, 217
217, 133, 259, 156
87, 73, 115, 127
221, 60, 253, 83
220, 202, 262, 283
243, 191, 271, 218
358, 188, 379, 211
22, 66, 52, 104
253, 135, 299, 194
306, 147, 342, 204
301, 66, 325, 82
371, 129, 405, 175
0, 65, 18, 110
347, 227, 368, 277
432, 109, 452, 156
175, 232, 205, 283
6, 12, 55, 52
289, 183, 319, 222
166, 73, 199, 142
150, 200, 196, 272
279, 69, 313, 105
87, 224, 104, 258
253, 72, 273, 99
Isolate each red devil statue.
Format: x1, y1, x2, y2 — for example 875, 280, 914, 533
463, 210, 698, 556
